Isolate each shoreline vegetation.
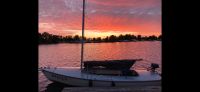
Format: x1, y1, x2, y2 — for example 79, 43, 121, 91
39, 32, 161, 44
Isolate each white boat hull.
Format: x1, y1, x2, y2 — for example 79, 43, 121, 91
42, 67, 161, 87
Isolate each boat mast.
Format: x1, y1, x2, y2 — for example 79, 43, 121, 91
81, 0, 85, 70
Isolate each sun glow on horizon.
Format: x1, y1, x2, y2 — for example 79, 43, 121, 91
39, 0, 161, 38
74, 30, 139, 38
39, 29, 161, 38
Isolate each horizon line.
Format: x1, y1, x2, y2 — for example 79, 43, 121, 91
39, 32, 161, 38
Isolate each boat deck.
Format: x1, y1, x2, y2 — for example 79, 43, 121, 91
43, 67, 161, 82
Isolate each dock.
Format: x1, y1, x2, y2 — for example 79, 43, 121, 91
62, 86, 161, 92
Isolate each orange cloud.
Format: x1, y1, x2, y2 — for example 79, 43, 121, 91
39, 0, 161, 37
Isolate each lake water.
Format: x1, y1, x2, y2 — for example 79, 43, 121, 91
39, 41, 161, 92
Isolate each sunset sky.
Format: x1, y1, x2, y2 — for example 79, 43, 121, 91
39, 0, 161, 38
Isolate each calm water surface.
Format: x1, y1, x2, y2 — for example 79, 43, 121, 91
39, 41, 161, 92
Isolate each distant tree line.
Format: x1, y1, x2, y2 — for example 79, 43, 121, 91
39, 32, 161, 44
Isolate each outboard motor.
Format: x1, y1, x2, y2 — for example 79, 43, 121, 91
149, 63, 159, 72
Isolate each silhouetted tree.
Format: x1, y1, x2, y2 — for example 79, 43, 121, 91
103, 36, 109, 42
109, 35, 117, 42
137, 35, 142, 41
118, 34, 124, 41
91, 38, 96, 42
132, 35, 137, 40
96, 37, 101, 42
38, 32, 161, 44
73, 35, 80, 41
148, 35, 157, 40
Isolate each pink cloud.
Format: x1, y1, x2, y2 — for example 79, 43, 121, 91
39, 0, 161, 36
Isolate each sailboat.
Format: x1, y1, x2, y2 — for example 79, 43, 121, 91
41, 0, 161, 87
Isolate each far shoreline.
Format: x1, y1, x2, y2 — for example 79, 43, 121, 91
39, 40, 161, 45
39, 32, 162, 45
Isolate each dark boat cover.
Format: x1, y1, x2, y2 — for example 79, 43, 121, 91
83, 59, 137, 70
